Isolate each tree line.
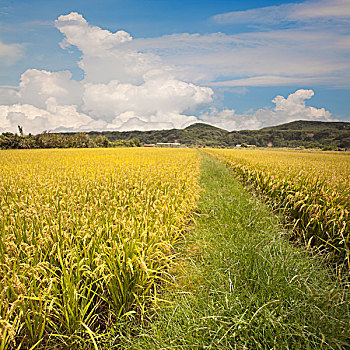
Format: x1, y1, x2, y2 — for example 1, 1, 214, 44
1, 120, 350, 150
0, 127, 141, 150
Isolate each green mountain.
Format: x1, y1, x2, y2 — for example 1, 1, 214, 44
85, 122, 228, 147
262, 120, 350, 132
2, 120, 349, 149
85, 120, 350, 149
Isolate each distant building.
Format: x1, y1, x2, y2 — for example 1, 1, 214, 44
236, 144, 242, 148
143, 142, 182, 147
156, 142, 181, 147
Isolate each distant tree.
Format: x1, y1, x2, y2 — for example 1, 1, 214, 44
71, 133, 96, 148
130, 138, 141, 147
0, 132, 21, 149
95, 135, 111, 147
322, 145, 337, 151
18, 125, 24, 136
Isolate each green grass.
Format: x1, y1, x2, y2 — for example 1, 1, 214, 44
107, 152, 350, 349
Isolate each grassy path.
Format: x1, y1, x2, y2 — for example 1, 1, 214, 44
116, 153, 349, 349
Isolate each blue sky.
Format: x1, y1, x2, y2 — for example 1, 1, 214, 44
0, 0, 349, 133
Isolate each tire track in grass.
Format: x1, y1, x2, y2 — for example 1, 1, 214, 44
112, 152, 350, 350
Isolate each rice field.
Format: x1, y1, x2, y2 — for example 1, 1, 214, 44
0, 148, 200, 349
205, 148, 350, 273
1, 147, 349, 349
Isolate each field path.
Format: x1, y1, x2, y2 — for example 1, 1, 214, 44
119, 152, 349, 349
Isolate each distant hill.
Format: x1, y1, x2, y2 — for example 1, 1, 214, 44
262, 120, 350, 132
81, 120, 350, 149
83, 122, 229, 147
2, 120, 350, 150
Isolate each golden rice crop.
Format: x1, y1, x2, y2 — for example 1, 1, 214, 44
205, 148, 350, 273
0, 148, 200, 349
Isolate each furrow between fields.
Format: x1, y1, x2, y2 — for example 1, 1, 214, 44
119, 152, 350, 350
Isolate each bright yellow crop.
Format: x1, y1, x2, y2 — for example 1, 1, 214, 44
206, 148, 350, 273
0, 148, 200, 349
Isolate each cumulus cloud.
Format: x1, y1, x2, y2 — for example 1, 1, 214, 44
0, 99, 101, 134
0, 11, 338, 134
55, 12, 160, 85
56, 12, 132, 55
18, 69, 83, 108
83, 75, 212, 121
0, 86, 19, 105
0, 12, 213, 133
200, 89, 332, 131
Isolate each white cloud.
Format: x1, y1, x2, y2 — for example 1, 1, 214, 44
213, 4, 293, 25
0, 40, 23, 65
83, 74, 212, 120
290, 0, 350, 21
18, 69, 83, 108
130, 28, 350, 88
55, 12, 159, 85
55, 12, 132, 55
213, 0, 350, 25
152, 0, 347, 88
0, 99, 100, 134
0, 12, 213, 134
200, 89, 332, 131
108, 112, 199, 131
0, 10, 341, 134
0, 86, 19, 105
208, 75, 347, 88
